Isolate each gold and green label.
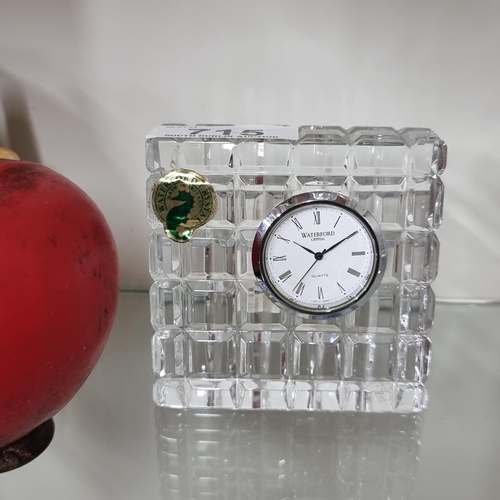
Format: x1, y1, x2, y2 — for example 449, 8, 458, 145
151, 169, 217, 242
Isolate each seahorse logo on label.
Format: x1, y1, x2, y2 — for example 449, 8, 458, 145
151, 169, 217, 242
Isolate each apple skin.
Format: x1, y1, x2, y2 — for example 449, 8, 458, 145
0, 160, 119, 447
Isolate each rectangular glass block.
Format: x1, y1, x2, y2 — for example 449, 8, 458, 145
194, 141, 235, 172
149, 229, 181, 280
406, 176, 444, 231
298, 125, 349, 145
292, 331, 341, 379
288, 377, 312, 410
349, 127, 405, 147
343, 334, 397, 380
292, 320, 342, 332
350, 176, 406, 230
184, 378, 240, 409
397, 335, 431, 382
163, 141, 234, 174
185, 329, 237, 377
239, 379, 288, 409
204, 174, 235, 224
336, 284, 435, 334
400, 232, 439, 283
394, 383, 428, 412
292, 175, 349, 197
236, 142, 292, 173
350, 144, 409, 176
153, 328, 184, 377
146, 140, 197, 174
383, 230, 404, 284
294, 143, 350, 175
396, 284, 435, 332
237, 280, 288, 328
240, 330, 288, 378
185, 280, 236, 327
154, 378, 186, 407
181, 227, 235, 279
236, 175, 292, 224
145, 138, 163, 173
147, 172, 164, 229
301, 380, 339, 411
236, 227, 258, 278
399, 128, 446, 175
338, 284, 398, 333
342, 381, 397, 412
150, 280, 183, 330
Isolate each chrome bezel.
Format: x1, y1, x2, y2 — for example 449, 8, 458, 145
251, 191, 387, 320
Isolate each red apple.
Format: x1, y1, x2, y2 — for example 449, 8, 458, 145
0, 159, 119, 447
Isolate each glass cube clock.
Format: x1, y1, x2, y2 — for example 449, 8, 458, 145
146, 124, 446, 413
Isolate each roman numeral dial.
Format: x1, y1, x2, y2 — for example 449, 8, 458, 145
272, 255, 286, 261
256, 197, 382, 318
276, 235, 290, 243
279, 270, 292, 282
291, 217, 303, 230
294, 281, 305, 295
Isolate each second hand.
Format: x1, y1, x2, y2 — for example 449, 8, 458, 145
292, 252, 324, 292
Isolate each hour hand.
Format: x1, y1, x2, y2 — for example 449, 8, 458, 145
322, 230, 358, 255
293, 241, 316, 255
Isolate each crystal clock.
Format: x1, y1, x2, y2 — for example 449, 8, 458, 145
252, 191, 386, 319
146, 125, 446, 413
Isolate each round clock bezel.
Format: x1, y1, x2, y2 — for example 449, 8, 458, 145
252, 191, 387, 320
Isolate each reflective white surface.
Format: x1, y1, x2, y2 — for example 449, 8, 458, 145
156, 409, 421, 500
2, 294, 500, 499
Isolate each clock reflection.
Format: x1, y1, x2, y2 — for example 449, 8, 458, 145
156, 408, 421, 500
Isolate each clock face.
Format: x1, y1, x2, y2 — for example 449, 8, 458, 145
253, 193, 384, 318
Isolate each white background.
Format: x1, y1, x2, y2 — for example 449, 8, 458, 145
1, 0, 499, 298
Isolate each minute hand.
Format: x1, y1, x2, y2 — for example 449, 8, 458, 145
322, 231, 358, 256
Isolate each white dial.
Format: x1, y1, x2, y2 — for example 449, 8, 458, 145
257, 200, 380, 316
